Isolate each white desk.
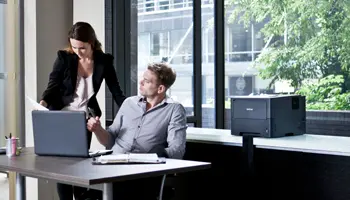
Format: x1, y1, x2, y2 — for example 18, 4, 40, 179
186, 127, 350, 156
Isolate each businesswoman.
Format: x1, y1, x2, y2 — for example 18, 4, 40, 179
39, 21, 126, 200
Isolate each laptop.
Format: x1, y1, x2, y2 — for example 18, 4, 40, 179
32, 110, 112, 158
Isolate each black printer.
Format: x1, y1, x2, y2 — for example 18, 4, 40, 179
230, 95, 306, 138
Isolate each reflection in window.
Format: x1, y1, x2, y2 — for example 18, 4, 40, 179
138, 33, 150, 66
137, 1, 194, 117
145, 0, 155, 12
227, 25, 252, 52
253, 22, 265, 51
227, 24, 252, 62
159, 0, 169, 10
170, 76, 193, 107
174, 0, 185, 8
170, 29, 193, 64
228, 76, 253, 96
204, 28, 215, 63
151, 32, 169, 60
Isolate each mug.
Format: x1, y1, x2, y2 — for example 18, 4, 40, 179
6, 138, 19, 157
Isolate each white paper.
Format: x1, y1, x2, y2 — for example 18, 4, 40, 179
26, 95, 48, 111
129, 153, 159, 162
97, 153, 160, 164
97, 154, 129, 163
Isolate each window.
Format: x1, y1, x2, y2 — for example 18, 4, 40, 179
138, 1, 194, 116
150, 32, 169, 59
224, 6, 272, 128
203, 27, 215, 63
138, 33, 150, 67
227, 25, 252, 62
201, 3, 215, 128
124, 0, 350, 132
145, 0, 155, 12
173, 0, 185, 8
137, 0, 215, 127
170, 29, 192, 64
159, 0, 169, 10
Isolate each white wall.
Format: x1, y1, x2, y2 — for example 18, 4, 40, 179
24, 0, 73, 199
73, 0, 105, 151
24, 1, 38, 198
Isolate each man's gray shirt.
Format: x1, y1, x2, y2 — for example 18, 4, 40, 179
106, 96, 187, 159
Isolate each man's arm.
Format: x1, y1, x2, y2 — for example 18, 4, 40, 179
88, 100, 127, 149
87, 118, 110, 147
165, 104, 187, 159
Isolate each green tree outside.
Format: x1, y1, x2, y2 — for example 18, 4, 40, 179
225, 0, 350, 110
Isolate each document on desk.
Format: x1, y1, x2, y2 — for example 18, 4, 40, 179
26, 95, 48, 111
93, 153, 166, 164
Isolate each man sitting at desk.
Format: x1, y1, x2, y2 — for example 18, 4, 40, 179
86, 62, 187, 200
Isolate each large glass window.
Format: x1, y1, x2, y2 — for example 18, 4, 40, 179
201, 1, 215, 128
223, 6, 273, 129
221, 1, 350, 131
137, 0, 216, 126
159, 0, 170, 10
150, 31, 169, 60
134, 0, 350, 131
226, 24, 252, 62
169, 29, 192, 64
138, 0, 195, 12
138, 33, 151, 66
138, 0, 194, 116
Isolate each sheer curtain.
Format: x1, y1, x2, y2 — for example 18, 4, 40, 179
0, 1, 22, 147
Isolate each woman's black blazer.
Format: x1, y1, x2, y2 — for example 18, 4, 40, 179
41, 50, 126, 117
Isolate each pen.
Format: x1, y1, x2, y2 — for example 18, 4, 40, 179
9, 133, 11, 138
88, 107, 96, 118
4, 136, 7, 139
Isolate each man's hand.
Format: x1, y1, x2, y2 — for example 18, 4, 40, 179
39, 100, 47, 108
87, 116, 110, 147
87, 116, 102, 132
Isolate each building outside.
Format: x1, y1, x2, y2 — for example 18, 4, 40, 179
136, 0, 293, 128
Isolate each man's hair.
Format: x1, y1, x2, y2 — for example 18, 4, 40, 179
147, 63, 176, 89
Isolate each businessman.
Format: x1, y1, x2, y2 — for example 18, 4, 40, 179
87, 62, 187, 200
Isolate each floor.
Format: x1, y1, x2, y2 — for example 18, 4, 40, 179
0, 173, 9, 200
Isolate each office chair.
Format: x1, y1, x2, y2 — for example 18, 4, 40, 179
158, 175, 167, 200
158, 173, 179, 200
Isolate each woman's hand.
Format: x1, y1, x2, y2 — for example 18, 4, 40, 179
39, 100, 48, 108
87, 116, 102, 132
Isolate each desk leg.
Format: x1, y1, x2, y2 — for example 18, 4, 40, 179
103, 183, 113, 200
16, 173, 25, 200
242, 135, 255, 177
242, 135, 256, 199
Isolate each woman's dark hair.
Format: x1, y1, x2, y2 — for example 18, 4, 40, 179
65, 21, 102, 53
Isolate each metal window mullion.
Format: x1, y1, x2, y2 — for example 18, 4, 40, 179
214, 0, 225, 129
193, 0, 202, 127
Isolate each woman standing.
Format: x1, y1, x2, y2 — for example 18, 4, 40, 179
39, 21, 126, 200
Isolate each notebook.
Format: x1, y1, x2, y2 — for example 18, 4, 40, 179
92, 153, 166, 164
